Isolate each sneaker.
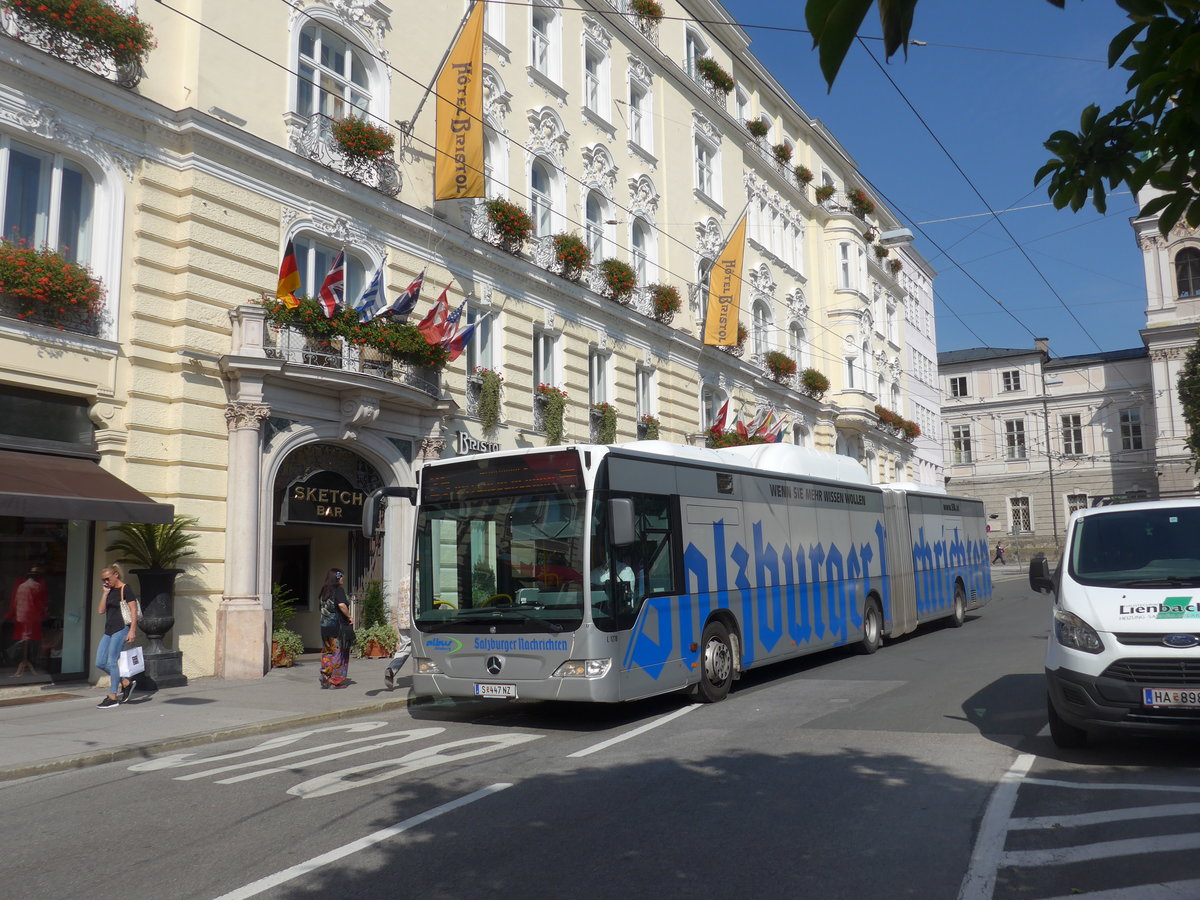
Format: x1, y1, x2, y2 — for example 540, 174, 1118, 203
97, 696, 119, 709
384, 666, 396, 690
120, 678, 137, 703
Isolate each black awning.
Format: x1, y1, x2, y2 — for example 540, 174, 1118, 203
0, 449, 174, 523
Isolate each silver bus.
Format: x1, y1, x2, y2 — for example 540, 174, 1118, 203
381, 441, 991, 703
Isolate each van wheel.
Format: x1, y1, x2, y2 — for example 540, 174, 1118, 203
1047, 693, 1088, 748
692, 620, 734, 703
859, 598, 882, 654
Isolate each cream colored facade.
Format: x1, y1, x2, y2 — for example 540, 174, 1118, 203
0, 0, 939, 686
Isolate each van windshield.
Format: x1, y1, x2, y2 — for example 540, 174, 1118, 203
1069, 506, 1200, 588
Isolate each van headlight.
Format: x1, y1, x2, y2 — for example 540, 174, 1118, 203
1054, 608, 1104, 653
415, 658, 443, 674
552, 658, 612, 678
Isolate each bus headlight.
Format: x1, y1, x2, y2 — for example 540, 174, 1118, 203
1054, 608, 1104, 653
415, 657, 443, 674
552, 658, 612, 678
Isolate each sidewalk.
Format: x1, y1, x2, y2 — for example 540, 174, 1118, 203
0, 653, 412, 782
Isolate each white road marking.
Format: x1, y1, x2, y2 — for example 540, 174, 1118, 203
568, 704, 698, 758
1036, 879, 1200, 899
288, 734, 542, 799
1012, 801, 1200, 830
1001, 832, 1200, 867
207, 729, 445, 784
214, 783, 512, 900
127, 723, 389, 772
1023, 777, 1200, 794
957, 753, 1036, 900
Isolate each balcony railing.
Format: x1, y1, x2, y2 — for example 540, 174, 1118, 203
0, 292, 103, 337
0, 3, 145, 88
262, 322, 441, 398
291, 114, 401, 197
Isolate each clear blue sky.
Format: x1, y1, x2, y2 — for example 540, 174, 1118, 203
721, 0, 1143, 359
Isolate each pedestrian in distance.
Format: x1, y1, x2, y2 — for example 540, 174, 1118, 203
318, 568, 352, 689
8, 565, 48, 676
992, 542, 1006, 566
95, 565, 138, 709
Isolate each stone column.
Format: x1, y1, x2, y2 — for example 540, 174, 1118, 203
216, 401, 271, 678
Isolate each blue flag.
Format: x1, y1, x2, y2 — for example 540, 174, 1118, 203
387, 268, 425, 319
354, 259, 388, 322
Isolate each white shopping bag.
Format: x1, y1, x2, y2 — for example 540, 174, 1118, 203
118, 646, 145, 677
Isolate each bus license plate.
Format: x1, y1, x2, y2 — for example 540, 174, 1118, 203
475, 683, 516, 699
1143, 688, 1200, 707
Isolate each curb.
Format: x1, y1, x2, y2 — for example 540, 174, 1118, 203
0, 692, 414, 783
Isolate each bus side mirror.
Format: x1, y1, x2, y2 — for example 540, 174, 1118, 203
363, 486, 417, 538
1029, 555, 1055, 595
608, 498, 635, 547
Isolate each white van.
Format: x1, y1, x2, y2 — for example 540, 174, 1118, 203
1030, 498, 1200, 747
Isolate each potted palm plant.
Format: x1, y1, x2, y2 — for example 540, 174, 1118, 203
354, 580, 398, 658
106, 514, 201, 687
270, 582, 303, 668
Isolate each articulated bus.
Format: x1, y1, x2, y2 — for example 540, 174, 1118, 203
380, 441, 991, 703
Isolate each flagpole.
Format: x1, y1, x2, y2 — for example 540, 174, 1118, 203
401, 1, 479, 137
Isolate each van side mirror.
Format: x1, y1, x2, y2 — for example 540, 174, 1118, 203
1029, 554, 1055, 595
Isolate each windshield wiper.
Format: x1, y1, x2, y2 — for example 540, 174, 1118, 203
1122, 576, 1200, 587
419, 607, 564, 634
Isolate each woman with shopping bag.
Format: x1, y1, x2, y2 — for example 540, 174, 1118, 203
95, 564, 139, 709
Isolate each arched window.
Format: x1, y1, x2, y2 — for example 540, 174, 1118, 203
292, 235, 367, 305
700, 383, 724, 431
530, 159, 554, 237
2, 137, 94, 264
297, 23, 371, 119
861, 341, 872, 387
585, 192, 605, 260
752, 300, 771, 358
792, 423, 809, 447
484, 129, 506, 199
1177, 247, 1200, 298
530, 2, 561, 82
632, 218, 653, 284
891, 383, 901, 411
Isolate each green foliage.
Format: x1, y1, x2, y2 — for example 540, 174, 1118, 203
600, 258, 637, 303
258, 296, 449, 369
485, 198, 533, 253
1179, 333, 1200, 476
354, 622, 399, 657
707, 427, 770, 449
9, 0, 157, 68
331, 116, 394, 161
630, 0, 664, 21
639, 414, 660, 440
800, 367, 830, 400
476, 367, 503, 432
552, 233, 590, 281
695, 56, 735, 94
649, 283, 681, 321
764, 350, 798, 382
794, 164, 814, 185
271, 628, 304, 665
0, 241, 105, 333
592, 402, 618, 444
772, 143, 793, 165
106, 514, 200, 571
271, 582, 298, 631
360, 579, 386, 629
746, 117, 770, 139
537, 384, 568, 445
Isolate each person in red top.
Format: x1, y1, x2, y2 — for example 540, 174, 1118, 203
8, 566, 48, 676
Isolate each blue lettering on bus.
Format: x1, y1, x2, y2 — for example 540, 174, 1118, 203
626, 516, 989, 681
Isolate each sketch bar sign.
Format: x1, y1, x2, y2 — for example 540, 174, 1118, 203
284, 471, 366, 527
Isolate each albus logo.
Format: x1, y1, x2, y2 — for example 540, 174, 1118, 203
426, 636, 462, 653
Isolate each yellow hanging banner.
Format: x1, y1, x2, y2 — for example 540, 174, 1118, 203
702, 215, 748, 346
434, 3, 486, 201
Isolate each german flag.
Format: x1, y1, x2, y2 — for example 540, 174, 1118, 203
276, 239, 301, 309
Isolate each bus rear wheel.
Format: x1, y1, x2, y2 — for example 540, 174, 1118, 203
693, 620, 734, 703
949, 583, 966, 628
859, 598, 882, 655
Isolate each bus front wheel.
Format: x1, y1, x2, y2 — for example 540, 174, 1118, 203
693, 620, 734, 703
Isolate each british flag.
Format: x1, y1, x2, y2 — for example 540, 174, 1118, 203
316, 250, 345, 318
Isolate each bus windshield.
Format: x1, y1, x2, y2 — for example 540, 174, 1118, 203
1069, 506, 1200, 588
413, 489, 587, 633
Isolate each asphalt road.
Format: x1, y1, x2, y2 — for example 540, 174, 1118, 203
7, 576, 1199, 899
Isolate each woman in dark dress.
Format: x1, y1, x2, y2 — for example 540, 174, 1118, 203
318, 568, 352, 688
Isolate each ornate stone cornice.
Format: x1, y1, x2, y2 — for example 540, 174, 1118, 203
483, 66, 511, 130
628, 174, 659, 219
581, 15, 612, 49
582, 144, 618, 195
628, 54, 653, 86
695, 217, 723, 259
339, 391, 380, 441
292, 0, 393, 43
527, 107, 569, 163
692, 111, 718, 142
0, 100, 135, 181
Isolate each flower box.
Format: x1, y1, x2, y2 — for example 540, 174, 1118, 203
7, 0, 156, 71
484, 198, 533, 255
794, 165, 814, 185
600, 258, 637, 304
552, 233, 590, 282
772, 143, 793, 165
648, 283, 680, 324
630, 0, 664, 21
799, 368, 830, 400
814, 184, 835, 204
0, 241, 105, 335
590, 401, 618, 444
695, 56, 734, 95
331, 116, 395, 162
638, 414, 660, 440
745, 118, 770, 139
764, 350, 797, 384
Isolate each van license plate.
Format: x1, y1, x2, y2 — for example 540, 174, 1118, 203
1143, 688, 1200, 707
474, 683, 516, 699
